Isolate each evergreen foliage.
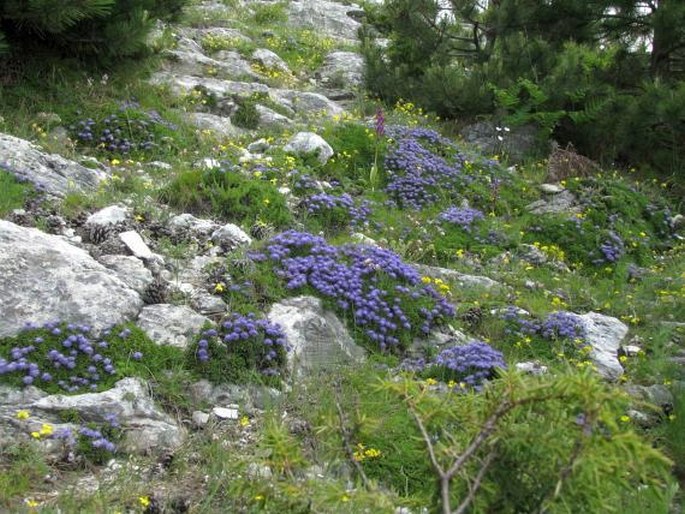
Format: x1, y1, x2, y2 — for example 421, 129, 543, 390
363, 0, 685, 180
0, 0, 187, 61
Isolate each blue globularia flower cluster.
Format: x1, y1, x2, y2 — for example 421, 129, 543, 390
384, 127, 464, 209
302, 192, 373, 229
193, 313, 289, 379
250, 231, 455, 351
438, 206, 485, 231
433, 340, 507, 387
0, 321, 141, 393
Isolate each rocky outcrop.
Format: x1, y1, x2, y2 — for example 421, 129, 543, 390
0, 221, 142, 338
267, 296, 366, 376
0, 378, 184, 456
283, 132, 334, 164
414, 264, 503, 290
0, 133, 107, 197
137, 304, 211, 349
577, 312, 628, 381
287, 0, 364, 43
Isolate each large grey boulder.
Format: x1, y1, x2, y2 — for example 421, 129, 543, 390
256, 104, 293, 127
85, 205, 130, 228
1, 378, 184, 455
283, 132, 334, 164
577, 312, 627, 381
287, 0, 363, 42
318, 51, 364, 88
185, 112, 246, 138
150, 73, 270, 98
414, 264, 502, 290
165, 44, 257, 79
150, 74, 344, 119
270, 90, 344, 118
211, 223, 253, 250
252, 48, 291, 73
168, 213, 221, 240
267, 296, 365, 376
98, 255, 154, 295
137, 304, 211, 349
0, 133, 106, 197
526, 190, 579, 215
0, 221, 142, 338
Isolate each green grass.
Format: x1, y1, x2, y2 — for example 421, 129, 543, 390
0, 170, 32, 216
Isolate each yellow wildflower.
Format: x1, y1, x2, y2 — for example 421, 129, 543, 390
214, 283, 225, 293
16, 410, 30, 420
139, 496, 151, 508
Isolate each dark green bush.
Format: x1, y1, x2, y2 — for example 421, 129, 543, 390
160, 167, 292, 228
0, 0, 187, 61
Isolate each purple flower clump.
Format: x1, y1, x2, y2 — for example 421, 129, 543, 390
433, 341, 507, 387
501, 307, 587, 344
251, 231, 455, 351
438, 206, 485, 231
540, 311, 586, 342
79, 426, 116, 453
196, 313, 289, 378
302, 192, 372, 229
599, 231, 625, 263
1, 321, 143, 394
384, 129, 465, 209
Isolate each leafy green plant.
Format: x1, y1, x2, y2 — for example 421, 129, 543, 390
0, 170, 31, 216
160, 167, 292, 228
0, 322, 184, 394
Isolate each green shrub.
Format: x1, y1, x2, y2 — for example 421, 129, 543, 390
0, 170, 31, 217
0, 0, 188, 62
185, 314, 288, 386
160, 167, 292, 228
0, 321, 183, 394
306, 367, 674, 512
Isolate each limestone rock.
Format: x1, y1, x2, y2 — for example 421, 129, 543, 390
185, 112, 245, 138
211, 223, 253, 250
283, 132, 334, 164
267, 296, 365, 376
212, 405, 239, 420
0, 221, 142, 338
287, 0, 363, 42
85, 205, 129, 228
576, 312, 628, 381
526, 190, 578, 215
414, 264, 502, 290
318, 51, 364, 88
0, 133, 106, 197
168, 213, 220, 240
515, 361, 549, 375
539, 183, 565, 194
137, 304, 211, 349
29, 377, 184, 454
518, 244, 547, 266
256, 104, 293, 127
119, 231, 154, 260
252, 48, 291, 73
98, 255, 154, 295
270, 90, 344, 118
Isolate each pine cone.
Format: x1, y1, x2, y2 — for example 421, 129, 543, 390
88, 224, 111, 244
250, 221, 274, 240
229, 256, 256, 275
460, 307, 483, 328
143, 277, 170, 304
